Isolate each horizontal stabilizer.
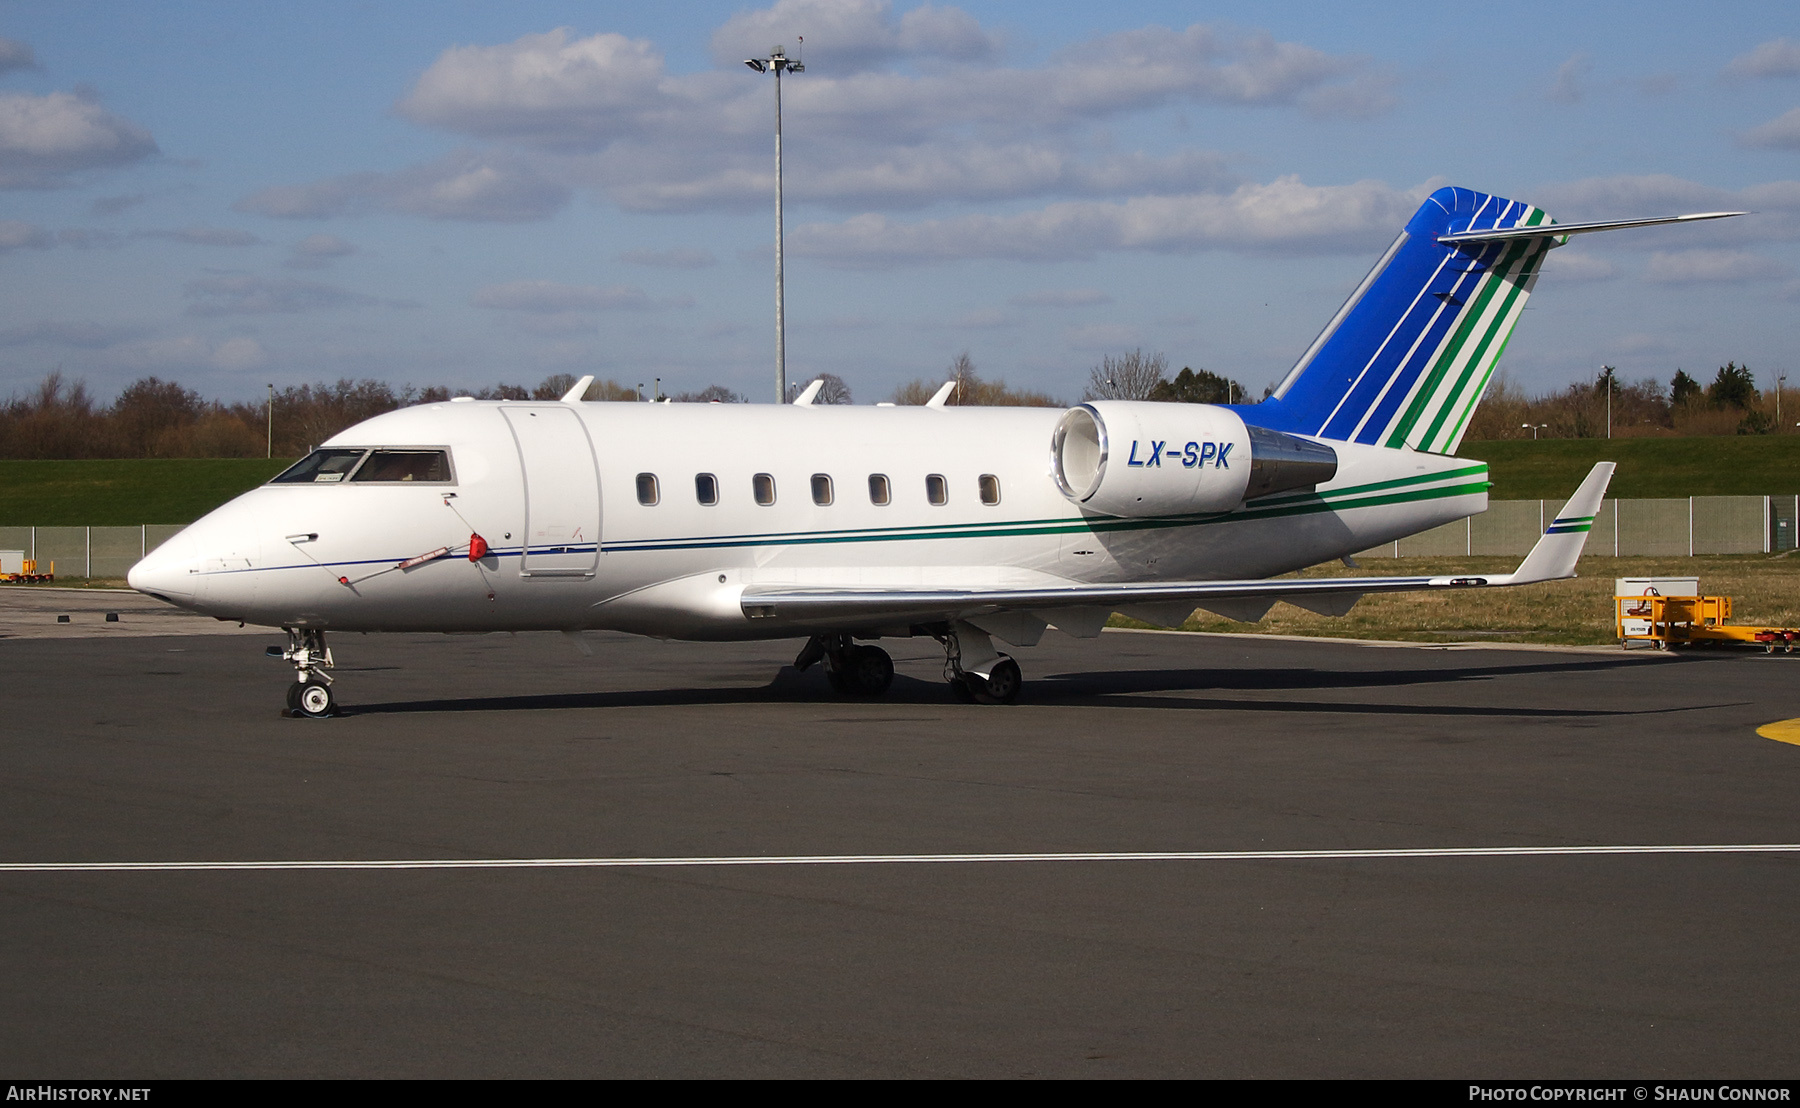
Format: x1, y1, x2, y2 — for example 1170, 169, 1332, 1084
1437, 211, 1744, 244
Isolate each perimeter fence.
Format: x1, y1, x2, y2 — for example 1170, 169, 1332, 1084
0, 496, 1794, 578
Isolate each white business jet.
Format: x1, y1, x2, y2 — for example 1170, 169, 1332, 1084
129, 187, 1739, 716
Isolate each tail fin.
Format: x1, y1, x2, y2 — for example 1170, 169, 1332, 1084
1253, 186, 1554, 455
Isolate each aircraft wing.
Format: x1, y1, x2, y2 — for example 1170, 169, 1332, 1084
740, 463, 1615, 636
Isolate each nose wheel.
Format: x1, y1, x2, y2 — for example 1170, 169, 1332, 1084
271, 627, 337, 717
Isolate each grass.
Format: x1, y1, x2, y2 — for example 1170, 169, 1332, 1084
1461, 437, 1800, 499
1111, 554, 1800, 646
0, 459, 292, 525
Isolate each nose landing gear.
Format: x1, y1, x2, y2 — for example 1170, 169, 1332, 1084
269, 627, 336, 718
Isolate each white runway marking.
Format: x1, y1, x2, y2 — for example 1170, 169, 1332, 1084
3, 844, 1799, 873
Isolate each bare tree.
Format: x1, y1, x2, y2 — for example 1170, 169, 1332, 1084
888, 354, 1063, 406
675, 384, 746, 403
785, 373, 854, 404
1083, 349, 1168, 401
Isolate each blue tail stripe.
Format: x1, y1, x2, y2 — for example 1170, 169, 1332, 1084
1250, 186, 1543, 446
1331, 242, 1501, 444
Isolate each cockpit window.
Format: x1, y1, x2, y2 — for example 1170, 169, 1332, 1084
351, 449, 453, 483
271, 449, 367, 484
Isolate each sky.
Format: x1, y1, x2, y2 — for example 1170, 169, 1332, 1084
1, 0, 1798, 407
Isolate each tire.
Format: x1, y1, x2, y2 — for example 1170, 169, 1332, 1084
296, 681, 335, 719
285, 682, 304, 713
847, 646, 894, 696
967, 657, 1022, 705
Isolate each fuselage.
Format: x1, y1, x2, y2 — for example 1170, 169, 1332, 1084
128, 399, 1487, 640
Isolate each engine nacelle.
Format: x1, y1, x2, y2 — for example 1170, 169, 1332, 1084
1050, 401, 1337, 517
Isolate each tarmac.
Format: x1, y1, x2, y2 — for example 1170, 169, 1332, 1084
3, 587, 1799, 1077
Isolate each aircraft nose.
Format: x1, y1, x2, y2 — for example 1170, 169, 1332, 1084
128, 529, 199, 605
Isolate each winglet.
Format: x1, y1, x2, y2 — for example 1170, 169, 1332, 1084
560, 375, 595, 403
925, 380, 956, 407
792, 378, 824, 406
1500, 462, 1616, 584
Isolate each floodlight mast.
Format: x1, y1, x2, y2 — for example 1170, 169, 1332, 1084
745, 44, 803, 402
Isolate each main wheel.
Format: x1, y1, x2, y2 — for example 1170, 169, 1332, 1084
295, 681, 335, 719
846, 646, 894, 696
967, 657, 1022, 705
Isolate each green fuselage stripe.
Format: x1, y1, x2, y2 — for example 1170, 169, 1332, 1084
604, 477, 1488, 554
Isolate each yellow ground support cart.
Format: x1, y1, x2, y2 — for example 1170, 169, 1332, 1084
1616, 592, 1799, 653
0, 551, 53, 583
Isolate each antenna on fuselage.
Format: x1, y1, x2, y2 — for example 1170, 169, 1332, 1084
560, 375, 595, 403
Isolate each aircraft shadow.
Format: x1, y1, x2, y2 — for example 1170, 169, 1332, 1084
342, 655, 1729, 720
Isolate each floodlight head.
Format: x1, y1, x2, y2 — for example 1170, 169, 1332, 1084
744, 58, 767, 72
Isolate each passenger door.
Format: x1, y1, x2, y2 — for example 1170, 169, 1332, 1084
501, 406, 601, 577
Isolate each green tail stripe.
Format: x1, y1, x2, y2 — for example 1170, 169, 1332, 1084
1417, 239, 1550, 450
1384, 238, 1532, 448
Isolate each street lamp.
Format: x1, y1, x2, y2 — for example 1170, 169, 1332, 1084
1522, 422, 1547, 440
266, 383, 274, 459
1779, 374, 1787, 432
1601, 365, 1615, 439
745, 42, 804, 404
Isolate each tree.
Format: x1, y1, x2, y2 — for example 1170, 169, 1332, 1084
784, 373, 852, 404
1149, 367, 1246, 405
676, 384, 746, 403
112, 376, 205, 456
1670, 370, 1702, 407
531, 374, 580, 401
1708, 362, 1758, 410
889, 354, 1063, 406
1083, 349, 1167, 400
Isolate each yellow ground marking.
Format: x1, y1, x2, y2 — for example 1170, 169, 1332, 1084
1755, 719, 1800, 746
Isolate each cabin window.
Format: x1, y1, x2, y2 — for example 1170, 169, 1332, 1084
811, 474, 834, 506
979, 474, 1001, 505
926, 473, 948, 506
695, 473, 719, 506
271, 449, 367, 484
635, 473, 660, 506
753, 473, 776, 506
868, 474, 891, 506
351, 449, 453, 484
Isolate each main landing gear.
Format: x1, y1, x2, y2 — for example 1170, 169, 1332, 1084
793, 624, 1023, 703
268, 627, 336, 718
794, 633, 894, 697
937, 622, 1021, 705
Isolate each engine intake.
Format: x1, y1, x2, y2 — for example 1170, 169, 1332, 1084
1051, 401, 1336, 518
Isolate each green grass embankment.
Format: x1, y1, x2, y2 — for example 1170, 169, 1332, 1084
0, 459, 292, 525
1461, 437, 1800, 499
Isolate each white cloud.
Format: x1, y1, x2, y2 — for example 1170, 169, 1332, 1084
618, 247, 716, 268
1532, 174, 1800, 243
0, 319, 152, 348
0, 219, 53, 252
332, 15, 1388, 219
184, 275, 414, 315
1548, 52, 1590, 104
710, 0, 999, 72
470, 280, 655, 312
1725, 38, 1800, 80
286, 233, 356, 269
1010, 288, 1113, 307
789, 176, 1420, 267
236, 150, 567, 222
0, 37, 36, 75
106, 333, 269, 373
1644, 248, 1790, 284
1537, 249, 1616, 282
137, 226, 259, 246
948, 307, 1018, 329
1064, 322, 1139, 349
0, 90, 157, 188
1741, 107, 1800, 151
